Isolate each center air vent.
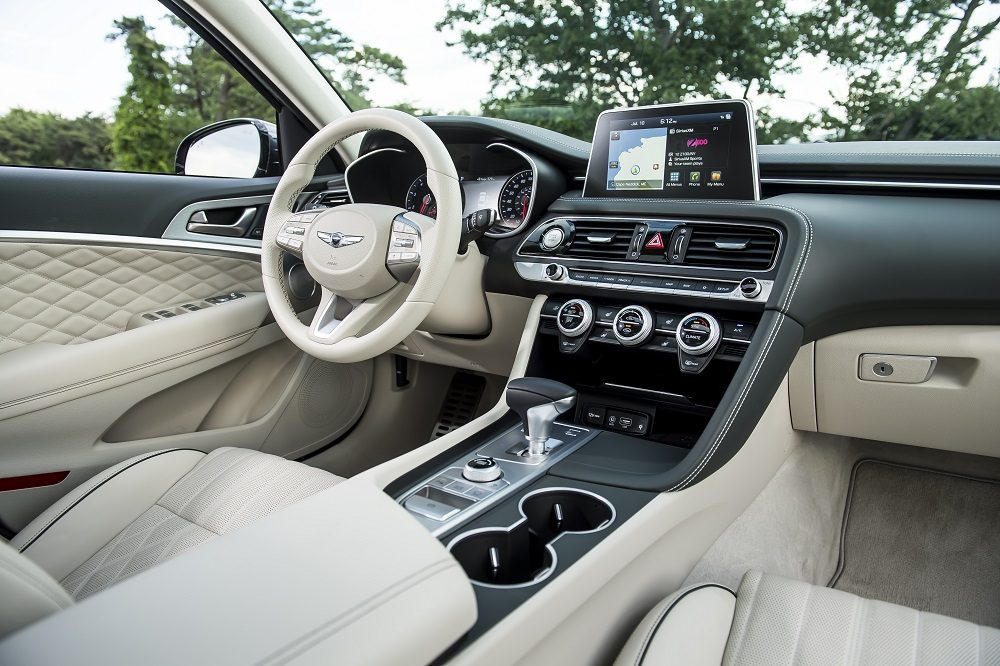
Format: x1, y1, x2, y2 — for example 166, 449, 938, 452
683, 224, 778, 270
304, 189, 350, 210
563, 220, 638, 260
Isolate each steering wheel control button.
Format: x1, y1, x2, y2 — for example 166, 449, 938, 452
386, 216, 422, 282
540, 226, 566, 250
739, 277, 762, 298
556, 299, 594, 338
612, 305, 653, 347
463, 457, 503, 483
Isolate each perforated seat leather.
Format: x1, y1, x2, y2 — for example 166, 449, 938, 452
617, 571, 1000, 665
1, 447, 342, 639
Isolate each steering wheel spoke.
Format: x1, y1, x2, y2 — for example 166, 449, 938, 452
309, 284, 411, 345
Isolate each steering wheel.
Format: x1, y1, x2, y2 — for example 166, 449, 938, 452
261, 109, 461, 363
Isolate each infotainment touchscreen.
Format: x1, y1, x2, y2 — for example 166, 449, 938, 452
583, 99, 759, 200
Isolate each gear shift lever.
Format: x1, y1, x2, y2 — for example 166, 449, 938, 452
506, 378, 577, 456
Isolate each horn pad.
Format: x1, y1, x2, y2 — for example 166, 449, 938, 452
303, 204, 398, 299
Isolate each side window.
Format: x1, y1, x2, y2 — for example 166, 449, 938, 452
0, 1, 275, 176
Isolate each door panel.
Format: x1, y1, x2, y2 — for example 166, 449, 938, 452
0, 170, 366, 534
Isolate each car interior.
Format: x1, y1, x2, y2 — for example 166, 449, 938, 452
0, 0, 998, 664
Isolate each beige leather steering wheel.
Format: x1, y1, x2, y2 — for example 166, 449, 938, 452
261, 109, 461, 362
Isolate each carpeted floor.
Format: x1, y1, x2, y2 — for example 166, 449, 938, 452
831, 459, 1000, 628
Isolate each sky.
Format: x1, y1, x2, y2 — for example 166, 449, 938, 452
1, 0, 997, 127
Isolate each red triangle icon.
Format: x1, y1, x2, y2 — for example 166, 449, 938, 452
644, 232, 665, 250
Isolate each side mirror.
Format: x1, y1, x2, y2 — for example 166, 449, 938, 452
175, 118, 279, 178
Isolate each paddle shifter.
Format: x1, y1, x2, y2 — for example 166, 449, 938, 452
506, 378, 577, 456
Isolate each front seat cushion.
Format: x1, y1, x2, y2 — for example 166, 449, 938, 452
617, 570, 1000, 665
11, 447, 342, 600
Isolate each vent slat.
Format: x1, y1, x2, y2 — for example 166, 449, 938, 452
564, 221, 638, 260
683, 224, 778, 270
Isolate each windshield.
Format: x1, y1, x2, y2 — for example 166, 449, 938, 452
271, 0, 1000, 143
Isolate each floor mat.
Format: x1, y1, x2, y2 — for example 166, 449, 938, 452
831, 459, 1000, 628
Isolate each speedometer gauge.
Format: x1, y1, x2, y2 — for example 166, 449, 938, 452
495, 169, 534, 233
405, 174, 437, 219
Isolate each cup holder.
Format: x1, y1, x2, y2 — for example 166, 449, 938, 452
448, 488, 615, 588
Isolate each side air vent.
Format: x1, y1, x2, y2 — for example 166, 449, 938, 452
683, 224, 778, 270
304, 189, 350, 210
564, 220, 638, 260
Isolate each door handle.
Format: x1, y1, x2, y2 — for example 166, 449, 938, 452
186, 207, 257, 237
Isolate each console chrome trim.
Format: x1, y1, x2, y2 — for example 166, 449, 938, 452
516, 261, 774, 303
516, 215, 783, 274
446, 486, 615, 589
399, 422, 598, 537
485, 142, 539, 238
0, 230, 261, 260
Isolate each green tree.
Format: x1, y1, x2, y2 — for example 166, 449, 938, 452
0, 108, 112, 169
263, 0, 406, 109
108, 17, 174, 172
439, 0, 808, 139
810, 0, 1000, 140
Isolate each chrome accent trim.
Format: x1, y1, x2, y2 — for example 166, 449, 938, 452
446, 486, 615, 589
676, 312, 721, 355
515, 261, 774, 303
0, 230, 261, 260
611, 305, 653, 346
556, 299, 594, 336
761, 177, 1000, 192
400, 422, 597, 537
603, 383, 691, 401
582, 99, 760, 200
516, 215, 783, 273
525, 396, 576, 455
485, 142, 540, 238
344, 147, 406, 204
162, 195, 271, 247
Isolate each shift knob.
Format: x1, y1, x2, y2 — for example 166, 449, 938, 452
505, 378, 577, 455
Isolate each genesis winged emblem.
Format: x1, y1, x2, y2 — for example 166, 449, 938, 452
316, 230, 365, 248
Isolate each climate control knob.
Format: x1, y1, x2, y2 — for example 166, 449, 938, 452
556, 299, 594, 337
676, 312, 721, 355
612, 305, 653, 347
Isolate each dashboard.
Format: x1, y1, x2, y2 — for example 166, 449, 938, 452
344, 141, 564, 237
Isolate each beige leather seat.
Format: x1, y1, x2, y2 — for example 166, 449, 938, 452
0, 447, 342, 639
616, 571, 1000, 665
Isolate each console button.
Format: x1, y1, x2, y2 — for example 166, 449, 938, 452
589, 327, 619, 344
614, 275, 634, 285
713, 282, 735, 294
596, 306, 619, 323
598, 273, 618, 285
633, 276, 662, 289
678, 279, 702, 291
655, 313, 682, 331
542, 300, 563, 317
661, 278, 679, 289
628, 414, 649, 435
568, 270, 588, 281
724, 321, 755, 341
643, 335, 677, 352
679, 355, 709, 372
583, 405, 606, 426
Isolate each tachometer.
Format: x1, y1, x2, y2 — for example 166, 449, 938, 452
405, 174, 437, 219
495, 169, 534, 234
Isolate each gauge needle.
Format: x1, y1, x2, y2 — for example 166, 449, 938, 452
420, 194, 432, 215
520, 194, 530, 220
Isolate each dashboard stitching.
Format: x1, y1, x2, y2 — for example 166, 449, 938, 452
668, 313, 785, 492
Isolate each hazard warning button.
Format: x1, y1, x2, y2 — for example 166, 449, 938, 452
644, 232, 665, 250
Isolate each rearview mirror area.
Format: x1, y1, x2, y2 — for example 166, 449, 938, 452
175, 118, 279, 178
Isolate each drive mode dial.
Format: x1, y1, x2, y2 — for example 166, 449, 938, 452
612, 305, 653, 346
